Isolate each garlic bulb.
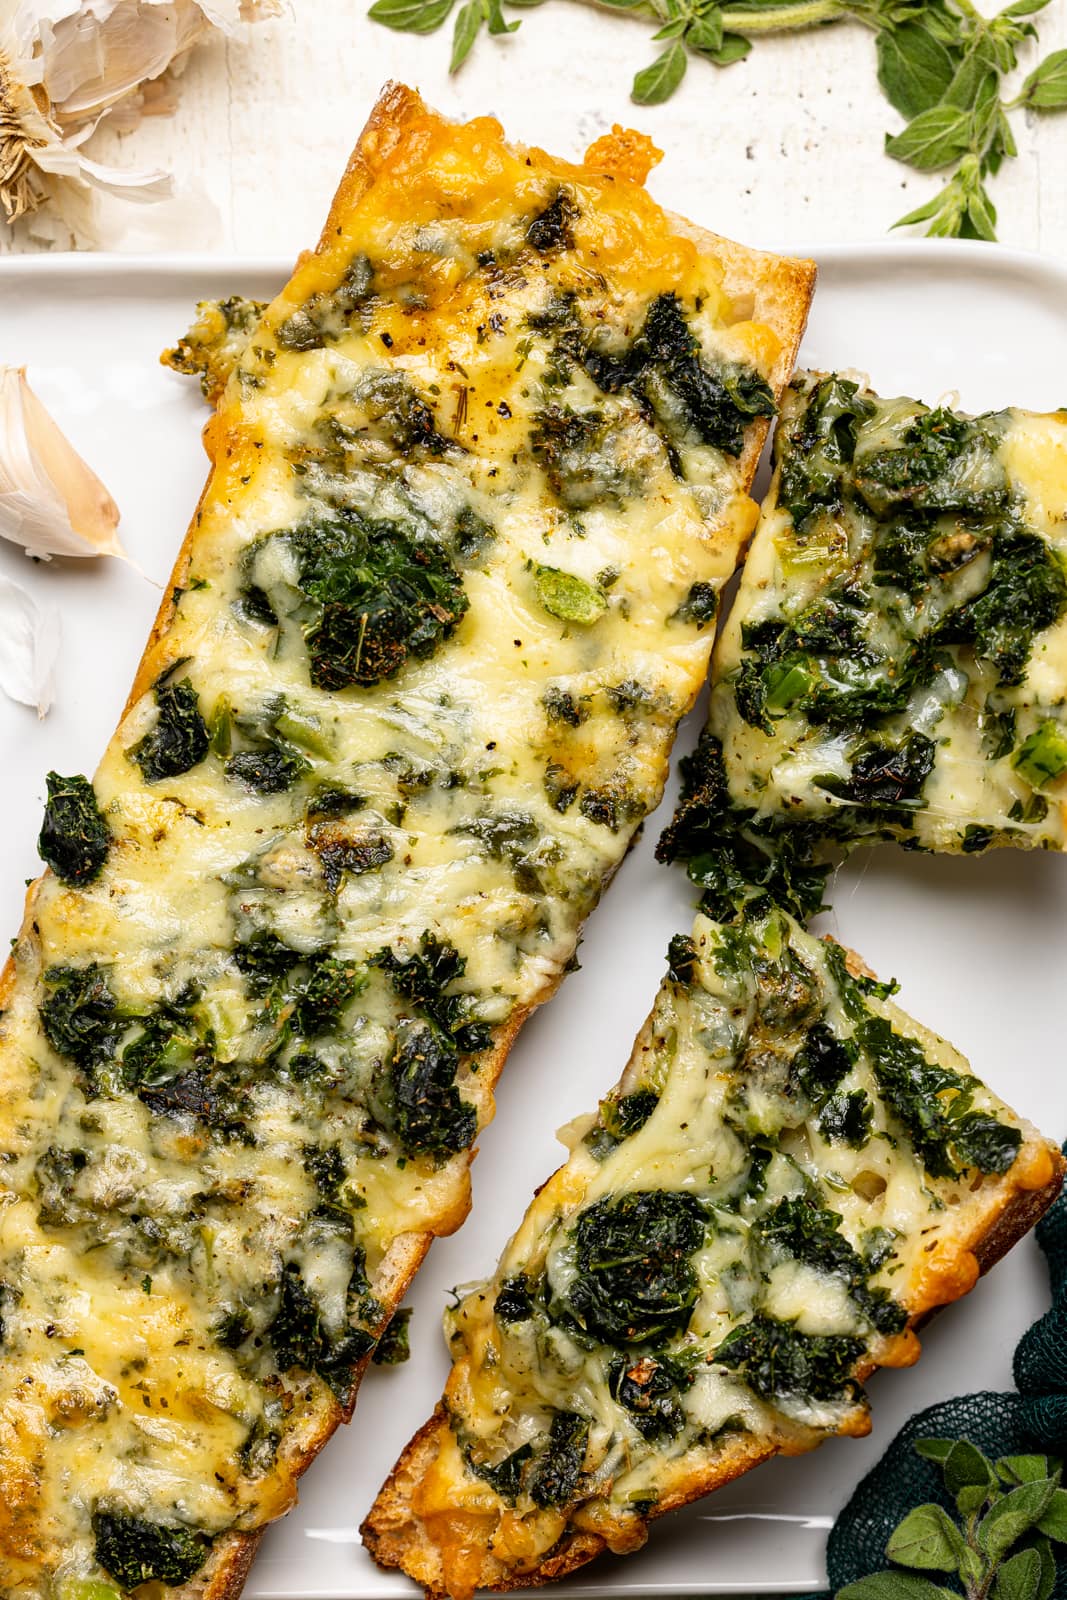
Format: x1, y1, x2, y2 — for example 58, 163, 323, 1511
0, 572, 59, 716
1, 0, 278, 247
0, 366, 124, 559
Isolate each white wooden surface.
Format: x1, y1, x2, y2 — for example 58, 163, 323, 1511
5, 0, 1067, 259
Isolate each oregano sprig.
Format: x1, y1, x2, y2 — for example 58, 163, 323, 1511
364, 0, 1067, 240
837, 1438, 1067, 1600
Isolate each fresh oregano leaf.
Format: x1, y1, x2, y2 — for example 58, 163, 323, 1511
705, 31, 751, 65
876, 23, 957, 119
978, 1479, 1059, 1565
367, 0, 454, 28
837, 1576, 959, 1600
632, 39, 687, 103
450, 0, 483, 68
957, 1545, 985, 1593
1035, 1486, 1067, 1542
1021, 1534, 1058, 1600
363, 0, 1067, 242
914, 1439, 958, 1465
944, 1439, 997, 1496
885, 104, 972, 170
1021, 49, 1067, 109
993, 1546, 1042, 1600
996, 1454, 1054, 1487
686, 8, 723, 53
885, 1504, 967, 1573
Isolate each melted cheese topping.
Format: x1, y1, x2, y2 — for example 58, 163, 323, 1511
0, 100, 787, 1596
711, 374, 1067, 854
416, 909, 1052, 1594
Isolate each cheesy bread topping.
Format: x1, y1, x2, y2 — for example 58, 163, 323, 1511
680, 374, 1067, 901
0, 101, 795, 1599
402, 909, 1053, 1597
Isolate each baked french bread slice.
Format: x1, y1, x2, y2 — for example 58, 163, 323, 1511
363, 907, 1063, 1597
666, 372, 1067, 894
0, 85, 815, 1599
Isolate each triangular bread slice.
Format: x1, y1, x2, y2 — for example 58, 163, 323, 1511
363, 906, 1062, 1597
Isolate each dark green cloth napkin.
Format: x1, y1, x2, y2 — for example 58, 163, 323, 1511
811, 1147, 1067, 1596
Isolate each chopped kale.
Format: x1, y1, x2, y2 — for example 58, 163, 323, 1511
451, 505, 495, 565
373, 933, 490, 1053
356, 370, 457, 456
305, 785, 367, 820
283, 512, 469, 690
789, 1020, 856, 1105
389, 1022, 477, 1159
226, 745, 309, 794
556, 1190, 706, 1345
267, 1261, 375, 1399
672, 581, 719, 627
129, 678, 209, 784
233, 931, 304, 995
275, 254, 373, 351
92, 1511, 213, 1587
528, 1410, 589, 1508
527, 190, 578, 253
139, 1068, 245, 1136
34, 1144, 89, 1231
657, 732, 829, 924
467, 1441, 534, 1502
213, 1308, 253, 1349
609, 1353, 693, 1439
494, 1274, 536, 1324
667, 933, 699, 984
303, 1142, 347, 1201
530, 406, 641, 512
543, 685, 586, 727
39, 964, 120, 1081
777, 375, 877, 529
37, 771, 110, 886
634, 294, 776, 457
601, 1090, 660, 1141
1012, 720, 1067, 787
818, 1089, 874, 1148
853, 406, 1007, 519
372, 1306, 412, 1365
860, 1014, 1021, 1179
935, 527, 1067, 686
714, 1313, 866, 1403
755, 1196, 905, 1335
120, 990, 202, 1088
820, 733, 936, 811
289, 956, 364, 1038
316, 830, 394, 891
237, 583, 279, 627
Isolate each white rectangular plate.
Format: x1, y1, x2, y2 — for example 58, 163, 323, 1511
1, 241, 1066, 1598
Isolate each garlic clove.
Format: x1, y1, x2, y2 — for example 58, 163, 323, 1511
0, 572, 60, 717
0, 366, 124, 560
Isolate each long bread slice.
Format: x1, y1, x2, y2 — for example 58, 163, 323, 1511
682, 372, 1067, 881
363, 907, 1063, 1597
0, 84, 814, 1600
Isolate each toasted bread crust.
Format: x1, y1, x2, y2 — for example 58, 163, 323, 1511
0, 83, 814, 1600
361, 1031, 1064, 1596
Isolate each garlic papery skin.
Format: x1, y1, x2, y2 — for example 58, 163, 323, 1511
2, 1, 279, 246
0, 366, 124, 560
0, 571, 59, 716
